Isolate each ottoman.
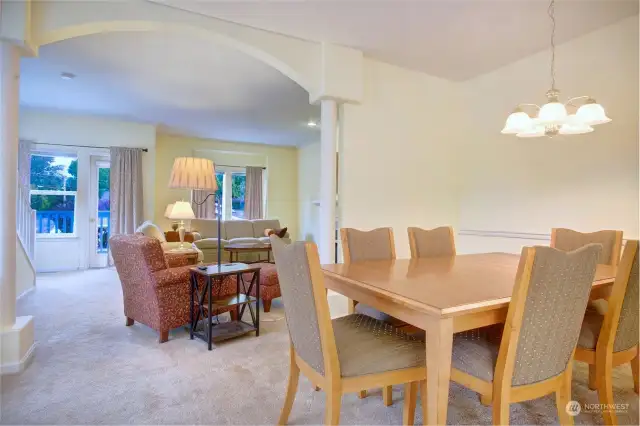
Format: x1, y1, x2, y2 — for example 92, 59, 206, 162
242, 263, 281, 312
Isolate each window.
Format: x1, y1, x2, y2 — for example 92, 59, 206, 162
230, 172, 246, 219
191, 168, 256, 220
30, 154, 78, 235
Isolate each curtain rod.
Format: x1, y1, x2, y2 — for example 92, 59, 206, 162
29, 142, 148, 152
215, 164, 266, 170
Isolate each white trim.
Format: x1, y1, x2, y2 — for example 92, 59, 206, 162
30, 189, 77, 196
17, 286, 35, 300
0, 341, 36, 375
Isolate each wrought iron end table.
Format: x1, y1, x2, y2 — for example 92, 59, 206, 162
189, 263, 261, 350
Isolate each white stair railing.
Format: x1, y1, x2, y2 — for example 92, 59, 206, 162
16, 185, 36, 262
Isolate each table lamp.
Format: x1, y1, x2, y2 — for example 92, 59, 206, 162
164, 203, 178, 231
168, 157, 222, 265
167, 201, 195, 249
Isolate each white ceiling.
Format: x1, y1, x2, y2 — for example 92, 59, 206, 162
20, 31, 320, 146
157, 0, 639, 81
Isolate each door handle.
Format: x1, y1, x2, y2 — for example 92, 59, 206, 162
89, 218, 96, 223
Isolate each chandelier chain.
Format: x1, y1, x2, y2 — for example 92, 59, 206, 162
548, 0, 556, 90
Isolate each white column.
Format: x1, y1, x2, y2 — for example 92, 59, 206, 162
0, 41, 34, 375
0, 41, 19, 329
319, 99, 338, 264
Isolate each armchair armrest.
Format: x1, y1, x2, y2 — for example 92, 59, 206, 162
165, 252, 191, 267
154, 266, 192, 288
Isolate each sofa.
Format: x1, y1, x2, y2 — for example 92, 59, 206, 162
136, 221, 204, 262
192, 219, 290, 263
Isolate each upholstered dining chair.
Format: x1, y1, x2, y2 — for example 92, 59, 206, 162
340, 227, 400, 403
551, 228, 623, 267
270, 236, 427, 426
450, 244, 602, 425
575, 240, 639, 425
407, 226, 456, 258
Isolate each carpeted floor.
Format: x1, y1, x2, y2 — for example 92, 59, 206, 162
1, 268, 638, 425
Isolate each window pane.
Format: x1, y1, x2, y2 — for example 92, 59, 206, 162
97, 167, 111, 253
30, 155, 78, 191
31, 194, 76, 234
231, 173, 246, 219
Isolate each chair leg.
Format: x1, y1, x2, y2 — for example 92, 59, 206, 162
278, 353, 300, 425
419, 380, 428, 424
263, 299, 272, 313
158, 330, 169, 343
555, 364, 574, 426
597, 359, 617, 425
480, 394, 492, 406
125, 317, 134, 326
230, 310, 239, 321
588, 364, 598, 390
357, 390, 367, 399
492, 388, 510, 425
325, 389, 341, 426
402, 382, 418, 426
383, 386, 393, 406
631, 352, 639, 394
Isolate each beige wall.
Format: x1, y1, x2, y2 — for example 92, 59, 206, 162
339, 58, 462, 259
155, 133, 299, 239
297, 141, 321, 242
457, 16, 639, 253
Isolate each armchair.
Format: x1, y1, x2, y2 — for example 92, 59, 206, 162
110, 234, 235, 343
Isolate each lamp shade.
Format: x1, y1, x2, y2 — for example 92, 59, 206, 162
559, 115, 594, 135
164, 203, 175, 218
168, 157, 218, 191
537, 102, 568, 125
516, 125, 546, 138
576, 102, 611, 125
168, 201, 195, 220
501, 111, 532, 134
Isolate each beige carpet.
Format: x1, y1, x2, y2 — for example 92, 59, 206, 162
1, 268, 638, 425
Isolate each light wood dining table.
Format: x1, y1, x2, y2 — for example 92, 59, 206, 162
321, 252, 617, 425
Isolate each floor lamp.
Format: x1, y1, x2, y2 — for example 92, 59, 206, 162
168, 157, 223, 268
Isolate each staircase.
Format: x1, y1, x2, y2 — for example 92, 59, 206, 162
16, 184, 36, 294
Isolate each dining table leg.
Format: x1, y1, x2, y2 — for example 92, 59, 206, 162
424, 317, 453, 425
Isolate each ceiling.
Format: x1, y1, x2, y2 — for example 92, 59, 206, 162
20, 31, 320, 146
156, 0, 639, 81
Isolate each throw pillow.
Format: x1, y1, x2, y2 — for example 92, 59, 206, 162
263, 227, 288, 238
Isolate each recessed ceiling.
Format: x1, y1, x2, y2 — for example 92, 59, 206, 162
154, 0, 639, 81
20, 31, 320, 146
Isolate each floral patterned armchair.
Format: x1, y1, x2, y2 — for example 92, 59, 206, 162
110, 234, 234, 343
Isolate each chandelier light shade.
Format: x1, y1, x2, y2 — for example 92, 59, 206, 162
503, 0, 611, 138
168, 157, 218, 191
501, 109, 533, 134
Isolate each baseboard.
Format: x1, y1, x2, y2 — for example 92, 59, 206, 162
0, 341, 36, 375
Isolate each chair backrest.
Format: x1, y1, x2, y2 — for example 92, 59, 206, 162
495, 244, 602, 387
269, 236, 339, 378
340, 227, 395, 262
407, 226, 456, 258
599, 240, 639, 353
551, 228, 623, 266
110, 234, 169, 297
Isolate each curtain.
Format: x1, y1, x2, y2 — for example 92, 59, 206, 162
192, 190, 216, 219
244, 166, 263, 219
18, 140, 32, 195
110, 147, 144, 235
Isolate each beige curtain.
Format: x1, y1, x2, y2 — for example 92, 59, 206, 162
110, 147, 144, 235
244, 166, 263, 219
192, 190, 216, 219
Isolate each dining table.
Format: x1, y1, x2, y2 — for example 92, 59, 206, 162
321, 252, 617, 425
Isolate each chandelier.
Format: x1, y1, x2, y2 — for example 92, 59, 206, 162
501, 0, 611, 138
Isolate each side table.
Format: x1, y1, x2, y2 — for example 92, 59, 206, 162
189, 263, 261, 350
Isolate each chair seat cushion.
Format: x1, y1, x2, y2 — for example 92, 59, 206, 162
578, 311, 604, 350
355, 303, 405, 327
332, 314, 425, 377
451, 334, 499, 382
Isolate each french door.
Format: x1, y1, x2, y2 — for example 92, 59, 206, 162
89, 157, 110, 268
